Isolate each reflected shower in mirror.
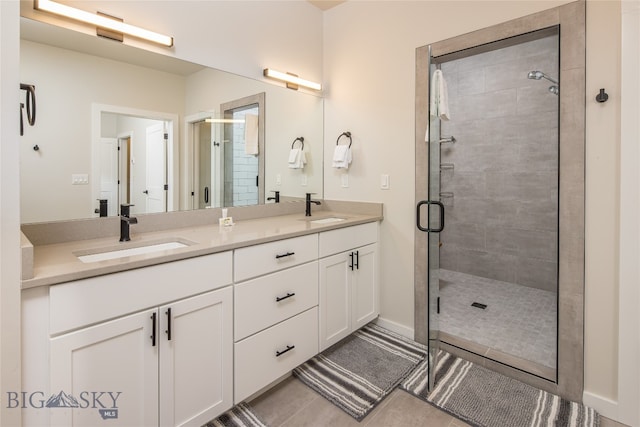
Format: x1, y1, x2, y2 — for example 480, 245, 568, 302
19, 17, 323, 223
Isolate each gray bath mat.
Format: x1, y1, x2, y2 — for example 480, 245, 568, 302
401, 350, 599, 427
203, 402, 267, 427
292, 323, 427, 421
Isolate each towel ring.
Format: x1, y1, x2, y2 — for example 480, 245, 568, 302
291, 137, 304, 150
336, 131, 352, 148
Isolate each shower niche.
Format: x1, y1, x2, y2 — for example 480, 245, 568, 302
415, 0, 585, 402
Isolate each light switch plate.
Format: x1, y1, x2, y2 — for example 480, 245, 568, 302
301, 174, 308, 186
71, 174, 89, 185
341, 173, 349, 188
380, 174, 390, 190
276, 174, 282, 186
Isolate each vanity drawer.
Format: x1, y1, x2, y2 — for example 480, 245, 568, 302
49, 252, 232, 335
234, 307, 318, 403
235, 262, 318, 341
319, 222, 378, 258
234, 234, 318, 282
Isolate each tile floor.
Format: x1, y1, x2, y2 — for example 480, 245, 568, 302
249, 375, 628, 427
249, 376, 470, 427
438, 269, 557, 369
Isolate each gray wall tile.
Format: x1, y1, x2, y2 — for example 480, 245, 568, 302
439, 33, 559, 292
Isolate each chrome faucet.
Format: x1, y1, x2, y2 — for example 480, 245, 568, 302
119, 204, 138, 242
305, 193, 321, 217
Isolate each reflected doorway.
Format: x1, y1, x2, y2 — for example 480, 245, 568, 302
92, 104, 177, 217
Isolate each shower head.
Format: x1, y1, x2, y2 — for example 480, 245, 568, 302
527, 70, 558, 85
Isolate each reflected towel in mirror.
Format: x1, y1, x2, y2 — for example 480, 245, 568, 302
244, 113, 259, 155
288, 148, 307, 169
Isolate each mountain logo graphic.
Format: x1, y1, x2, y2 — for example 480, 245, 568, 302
45, 391, 80, 408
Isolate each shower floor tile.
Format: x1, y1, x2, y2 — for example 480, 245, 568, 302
438, 269, 557, 369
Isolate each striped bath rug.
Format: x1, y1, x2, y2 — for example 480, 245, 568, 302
293, 323, 427, 421
401, 351, 599, 427
203, 402, 267, 427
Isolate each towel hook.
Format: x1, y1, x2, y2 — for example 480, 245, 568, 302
336, 131, 352, 148
291, 136, 304, 150
595, 88, 609, 103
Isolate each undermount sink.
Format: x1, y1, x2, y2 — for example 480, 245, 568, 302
75, 239, 193, 263
308, 217, 347, 224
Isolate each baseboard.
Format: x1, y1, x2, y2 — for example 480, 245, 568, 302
583, 391, 618, 422
374, 316, 414, 340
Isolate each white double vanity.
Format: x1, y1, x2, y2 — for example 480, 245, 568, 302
20, 201, 382, 427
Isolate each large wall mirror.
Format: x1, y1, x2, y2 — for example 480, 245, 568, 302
19, 17, 323, 223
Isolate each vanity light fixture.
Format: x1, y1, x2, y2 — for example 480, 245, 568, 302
263, 68, 322, 91
205, 118, 246, 124
34, 0, 174, 47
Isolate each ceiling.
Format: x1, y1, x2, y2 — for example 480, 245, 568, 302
308, 1, 345, 11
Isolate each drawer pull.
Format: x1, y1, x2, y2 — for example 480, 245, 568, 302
165, 307, 172, 341
275, 345, 295, 357
275, 292, 296, 302
275, 251, 295, 259
150, 312, 157, 347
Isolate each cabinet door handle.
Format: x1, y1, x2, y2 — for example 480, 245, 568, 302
150, 312, 157, 347
355, 250, 359, 270
275, 292, 296, 302
349, 252, 354, 271
275, 345, 295, 357
165, 307, 172, 341
275, 251, 295, 259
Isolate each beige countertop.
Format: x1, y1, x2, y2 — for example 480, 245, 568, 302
21, 206, 382, 289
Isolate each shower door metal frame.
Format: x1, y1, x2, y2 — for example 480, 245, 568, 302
415, 45, 446, 392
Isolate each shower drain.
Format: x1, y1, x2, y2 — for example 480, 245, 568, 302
471, 302, 487, 309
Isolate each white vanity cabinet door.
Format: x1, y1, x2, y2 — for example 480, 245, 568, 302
351, 244, 379, 331
49, 309, 159, 427
234, 262, 319, 341
318, 252, 352, 350
234, 234, 318, 282
159, 287, 233, 427
319, 243, 379, 352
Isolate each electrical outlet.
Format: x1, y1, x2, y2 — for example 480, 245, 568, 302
341, 173, 349, 188
71, 174, 89, 185
380, 174, 390, 190
276, 174, 282, 186
301, 174, 308, 186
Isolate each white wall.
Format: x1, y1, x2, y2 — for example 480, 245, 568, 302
323, 0, 625, 419
0, 1, 22, 426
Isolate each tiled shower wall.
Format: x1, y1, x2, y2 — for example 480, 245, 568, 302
439, 35, 559, 292
224, 107, 259, 207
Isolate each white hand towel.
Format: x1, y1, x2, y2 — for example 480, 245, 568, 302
332, 145, 352, 169
244, 114, 259, 155
288, 148, 306, 169
429, 69, 451, 122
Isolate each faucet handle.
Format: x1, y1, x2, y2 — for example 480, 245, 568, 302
120, 203, 135, 217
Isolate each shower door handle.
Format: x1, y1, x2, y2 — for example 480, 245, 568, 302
416, 200, 445, 233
